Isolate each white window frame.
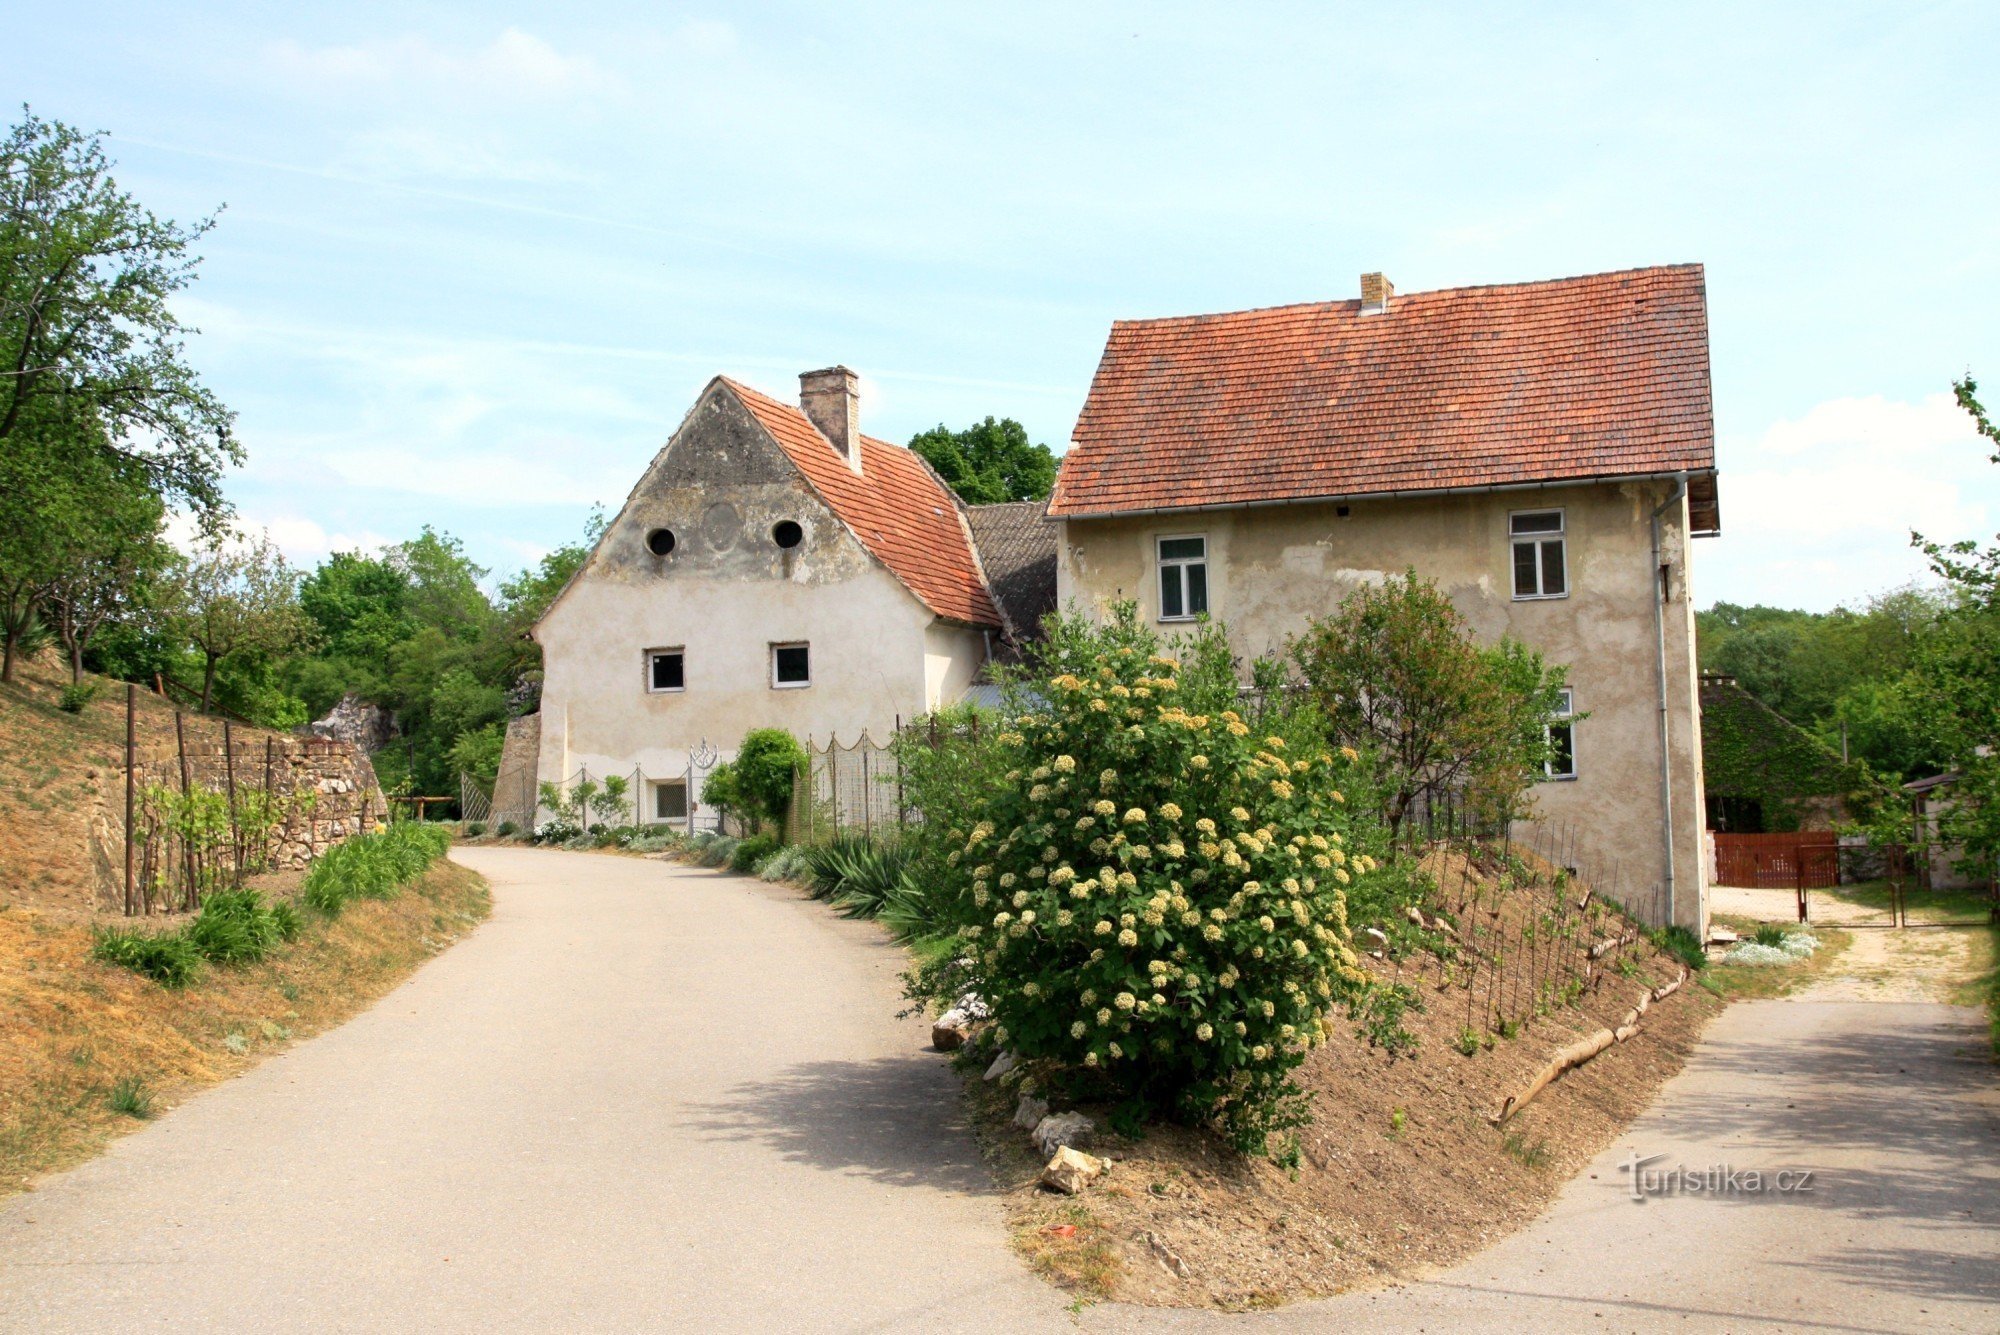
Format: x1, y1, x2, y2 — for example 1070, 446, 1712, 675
646, 647, 686, 694
652, 779, 689, 823
1544, 688, 1577, 780
1156, 534, 1209, 622
771, 641, 812, 689
1510, 509, 1568, 601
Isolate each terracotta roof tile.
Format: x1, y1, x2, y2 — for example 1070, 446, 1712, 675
1050, 265, 1716, 518
721, 377, 1001, 627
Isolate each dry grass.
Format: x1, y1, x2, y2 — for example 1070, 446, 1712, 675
0, 860, 490, 1198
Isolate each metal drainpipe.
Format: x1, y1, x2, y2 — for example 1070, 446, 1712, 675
1650, 472, 1690, 926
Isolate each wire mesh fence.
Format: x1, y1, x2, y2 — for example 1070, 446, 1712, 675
788, 730, 906, 845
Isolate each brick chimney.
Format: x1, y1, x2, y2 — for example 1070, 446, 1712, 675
799, 366, 862, 473
1359, 272, 1394, 315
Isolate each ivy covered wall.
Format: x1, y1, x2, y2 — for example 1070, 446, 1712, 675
1700, 677, 1875, 832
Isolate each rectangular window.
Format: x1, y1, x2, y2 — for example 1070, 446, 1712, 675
1157, 535, 1208, 621
1511, 510, 1567, 599
647, 648, 685, 692
1545, 688, 1577, 780
653, 780, 688, 821
772, 642, 811, 688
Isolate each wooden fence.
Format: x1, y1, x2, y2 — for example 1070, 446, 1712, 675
1712, 830, 1840, 890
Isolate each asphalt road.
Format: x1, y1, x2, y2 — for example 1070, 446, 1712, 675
0, 847, 1071, 1333
3, 848, 1995, 1333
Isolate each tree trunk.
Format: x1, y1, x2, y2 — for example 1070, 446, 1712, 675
201, 654, 219, 713
0, 623, 16, 684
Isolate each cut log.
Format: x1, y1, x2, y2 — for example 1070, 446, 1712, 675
1588, 932, 1637, 960
1490, 1027, 1616, 1125
1652, 969, 1689, 1002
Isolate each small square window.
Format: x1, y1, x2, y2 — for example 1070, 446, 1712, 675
1545, 689, 1577, 780
647, 649, 685, 692
772, 642, 811, 688
1158, 535, 1208, 621
653, 780, 688, 821
1511, 510, 1567, 599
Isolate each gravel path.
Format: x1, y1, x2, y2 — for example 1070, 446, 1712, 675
0, 847, 1069, 1333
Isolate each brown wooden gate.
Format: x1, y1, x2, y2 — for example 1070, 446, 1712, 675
1713, 831, 1840, 890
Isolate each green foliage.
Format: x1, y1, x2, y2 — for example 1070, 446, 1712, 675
301, 822, 450, 917
1290, 570, 1568, 842
696, 835, 741, 869
901, 603, 1386, 1157
160, 531, 318, 714
92, 926, 203, 988
731, 832, 780, 873
1752, 923, 1786, 948
591, 774, 632, 826
57, 680, 100, 713
107, 1075, 156, 1119
1699, 679, 1878, 830
733, 729, 807, 832
758, 844, 813, 883
699, 762, 744, 830
1649, 924, 1707, 972
184, 888, 290, 965
907, 416, 1057, 504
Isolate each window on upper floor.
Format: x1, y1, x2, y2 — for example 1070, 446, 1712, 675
1544, 688, 1577, 780
1158, 535, 1208, 621
647, 648, 685, 692
1511, 510, 1567, 600
772, 642, 811, 688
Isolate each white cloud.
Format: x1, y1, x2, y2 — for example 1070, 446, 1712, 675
332, 126, 582, 185
265, 28, 617, 101
1695, 391, 1997, 609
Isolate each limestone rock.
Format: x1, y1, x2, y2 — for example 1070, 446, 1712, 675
932, 1007, 973, 1051
983, 1050, 1019, 1083
1146, 1231, 1194, 1279
1013, 1094, 1050, 1130
307, 693, 396, 753
1040, 1146, 1107, 1195
1032, 1111, 1094, 1157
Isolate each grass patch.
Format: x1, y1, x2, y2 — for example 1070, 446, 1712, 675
90, 926, 202, 988
1705, 927, 1854, 1001
106, 1076, 154, 1120
1501, 1128, 1550, 1169
1012, 1202, 1121, 1298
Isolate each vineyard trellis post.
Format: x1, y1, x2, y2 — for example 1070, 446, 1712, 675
223, 719, 241, 880
173, 710, 195, 910
123, 682, 135, 916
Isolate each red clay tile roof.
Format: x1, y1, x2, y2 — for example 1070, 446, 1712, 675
1050, 265, 1716, 519
721, 377, 1001, 627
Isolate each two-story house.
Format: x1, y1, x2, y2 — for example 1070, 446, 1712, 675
1047, 266, 1721, 929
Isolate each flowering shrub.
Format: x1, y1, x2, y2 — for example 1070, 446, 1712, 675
907, 605, 1384, 1156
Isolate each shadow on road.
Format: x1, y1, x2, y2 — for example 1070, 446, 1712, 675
685, 1057, 997, 1196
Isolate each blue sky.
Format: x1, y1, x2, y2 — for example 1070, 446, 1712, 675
9, 2, 1998, 610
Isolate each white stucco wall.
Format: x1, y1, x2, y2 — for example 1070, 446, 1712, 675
1055, 479, 1709, 929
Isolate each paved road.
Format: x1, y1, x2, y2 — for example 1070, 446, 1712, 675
3, 849, 1995, 1333
0, 847, 1070, 1333
1081, 999, 2000, 1334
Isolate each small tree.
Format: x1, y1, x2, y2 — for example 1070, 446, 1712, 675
591, 774, 630, 827
1290, 571, 1568, 844
907, 417, 1057, 504
733, 728, 806, 834
160, 532, 316, 712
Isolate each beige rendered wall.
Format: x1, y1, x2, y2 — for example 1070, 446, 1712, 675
1056, 479, 1708, 929
534, 383, 984, 825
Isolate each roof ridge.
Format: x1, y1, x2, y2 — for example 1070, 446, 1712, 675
1111, 263, 1704, 328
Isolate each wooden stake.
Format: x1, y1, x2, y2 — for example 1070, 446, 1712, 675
173, 711, 195, 910
223, 719, 241, 882
124, 683, 136, 916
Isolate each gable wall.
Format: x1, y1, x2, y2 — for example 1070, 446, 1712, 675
535, 387, 964, 813
1055, 479, 1707, 929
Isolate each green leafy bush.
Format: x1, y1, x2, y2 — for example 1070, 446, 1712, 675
904, 604, 1381, 1156
496, 820, 519, 837
302, 822, 450, 917
92, 926, 203, 988
731, 833, 781, 873
734, 729, 807, 831
1650, 923, 1708, 972
757, 844, 813, 883
464, 821, 487, 838
58, 680, 101, 714
697, 835, 741, 869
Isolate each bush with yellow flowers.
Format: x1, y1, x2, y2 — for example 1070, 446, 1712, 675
904, 604, 1385, 1157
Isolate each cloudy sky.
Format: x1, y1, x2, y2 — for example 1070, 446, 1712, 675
9, 2, 1997, 610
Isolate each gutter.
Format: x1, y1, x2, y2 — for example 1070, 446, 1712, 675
1048, 467, 1719, 524
1650, 472, 1689, 925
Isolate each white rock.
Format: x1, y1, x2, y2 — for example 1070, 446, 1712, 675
1040, 1146, 1107, 1195
952, 991, 991, 1021
1364, 927, 1389, 947
932, 1008, 972, 1052
1032, 1111, 1094, 1157
983, 1050, 1019, 1082
1147, 1231, 1194, 1279
1013, 1094, 1050, 1130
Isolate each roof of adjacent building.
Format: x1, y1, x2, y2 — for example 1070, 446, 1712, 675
721, 377, 1002, 628
1050, 264, 1719, 528
965, 499, 1058, 645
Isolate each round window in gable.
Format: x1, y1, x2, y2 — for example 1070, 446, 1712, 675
646, 528, 677, 556
772, 520, 803, 550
